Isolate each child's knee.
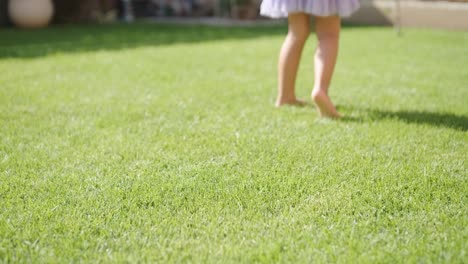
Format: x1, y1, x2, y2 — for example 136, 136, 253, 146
288, 25, 310, 42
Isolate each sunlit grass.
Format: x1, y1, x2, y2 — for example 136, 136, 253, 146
0, 23, 467, 263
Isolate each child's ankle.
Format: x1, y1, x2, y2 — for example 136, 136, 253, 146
311, 89, 325, 99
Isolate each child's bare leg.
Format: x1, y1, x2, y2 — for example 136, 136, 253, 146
311, 16, 341, 118
276, 13, 310, 107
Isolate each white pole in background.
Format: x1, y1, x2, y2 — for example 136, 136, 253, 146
122, 0, 134, 22
395, 0, 401, 36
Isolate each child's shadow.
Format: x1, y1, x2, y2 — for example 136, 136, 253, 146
340, 107, 468, 132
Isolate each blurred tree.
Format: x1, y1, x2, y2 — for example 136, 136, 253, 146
0, 0, 9, 26
53, 0, 119, 23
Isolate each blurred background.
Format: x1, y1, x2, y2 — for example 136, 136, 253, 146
0, 0, 467, 29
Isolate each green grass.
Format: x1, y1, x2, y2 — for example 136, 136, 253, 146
0, 22, 467, 263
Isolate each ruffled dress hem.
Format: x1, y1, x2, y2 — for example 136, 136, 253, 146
260, 0, 360, 18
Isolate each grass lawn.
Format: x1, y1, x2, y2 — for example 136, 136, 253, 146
0, 22, 467, 263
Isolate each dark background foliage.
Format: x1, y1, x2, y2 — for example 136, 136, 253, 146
52, 0, 119, 23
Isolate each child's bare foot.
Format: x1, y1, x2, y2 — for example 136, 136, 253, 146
311, 90, 341, 119
275, 97, 307, 107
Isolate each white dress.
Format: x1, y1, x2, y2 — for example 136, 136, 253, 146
260, 0, 360, 18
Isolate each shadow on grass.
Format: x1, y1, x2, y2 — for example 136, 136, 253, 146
341, 107, 468, 132
0, 22, 286, 59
